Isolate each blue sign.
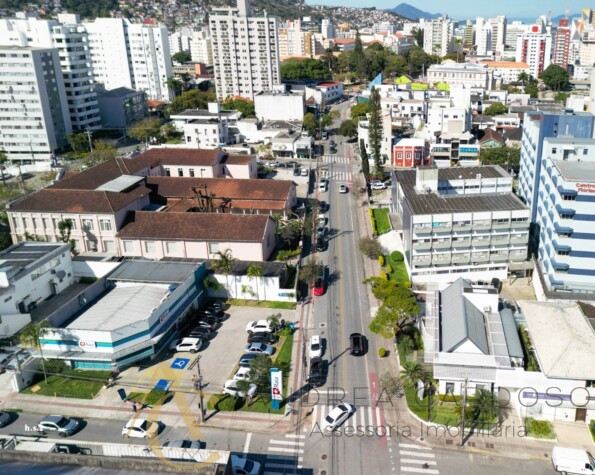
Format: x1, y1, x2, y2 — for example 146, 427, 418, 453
154, 379, 173, 391
460, 147, 478, 153
171, 358, 190, 370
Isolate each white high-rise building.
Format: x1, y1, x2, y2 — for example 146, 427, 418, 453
489, 16, 507, 57
0, 13, 100, 130
515, 25, 553, 78
321, 19, 335, 39
169, 29, 193, 56
278, 20, 312, 58
0, 46, 72, 164
475, 17, 492, 56
190, 30, 213, 66
423, 15, 454, 57
85, 18, 173, 102
209, 0, 280, 100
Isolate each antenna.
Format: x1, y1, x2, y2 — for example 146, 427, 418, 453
565, 5, 570, 19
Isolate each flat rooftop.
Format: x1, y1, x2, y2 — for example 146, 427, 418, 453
0, 243, 69, 283
172, 109, 236, 118
553, 160, 595, 182
107, 260, 200, 284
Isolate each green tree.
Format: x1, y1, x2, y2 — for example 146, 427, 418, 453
0, 212, 12, 251
86, 140, 116, 167
222, 98, 255, 117
540, 64, 570, 91
379, 371, 402, 399
128, 118, 162, 150
360, 138, 370, 179
320, 48, 338, 73
479, 146, 520, 173
160, 122, 182, 143
165, 77, 183, 98
20, 321, 50, 385
211, 249, 237, 295
411, 28, 424, 47
483, 102, 508, 116
276, 219, 302, 250
0, 150, 7, 186
303, 112, 318, 137
383, 55, 408, 79
368, 87, 383, 171
468, 388, 499, 425
167, 89, 216, 115
351, 101, 372, 121
407, 46, 434, 75
299, 258, 323, 286
66, 132, 90, 156
266, 313, 282, 330
338, 119, 357, 140
400, 361, 424, 387
359, 236, 382, 259
247, 263, 264, 301
517, 71, 529, 86
554, 91, 570, 102
203, 274, 224, 294
352, 31, 367, 79
172, 50, 192, 63
525, 83, 539, 98
367, 278, 419, 338
280, 58, 331, 81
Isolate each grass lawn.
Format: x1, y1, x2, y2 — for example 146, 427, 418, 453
525, 418, 556, 439
404, 385, 461, 427
22, 369, 111, 399
227, 299, 296, 310
372, 208, 391, 235
386, 251, 409, 283
127, 389, 170, 406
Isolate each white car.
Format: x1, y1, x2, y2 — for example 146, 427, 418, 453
300, 168, 309, 177
121, 418, 159, 439
322, 403, 356, 431
223, 380, 257, 398
339, 184, 348, 193
233, 367, 252, 381
371, 181, 387, 190
319, 179, 329, 193
245, 320, 274, 334
309, 335, 322, 359
175, 337, 203, 353
231, 455, 262, 475
318, 214, 327, 226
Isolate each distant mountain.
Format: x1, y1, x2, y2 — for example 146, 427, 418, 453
387, 3, 441, 20
551, 12, 581, 25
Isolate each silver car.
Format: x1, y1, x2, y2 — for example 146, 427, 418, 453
38, 415, 79, 437
244, 342, 275, 355
162, 439, 204, 449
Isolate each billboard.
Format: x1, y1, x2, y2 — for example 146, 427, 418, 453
270, 368, 283, 410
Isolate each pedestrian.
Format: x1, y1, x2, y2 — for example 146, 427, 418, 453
131, 403, 136, 413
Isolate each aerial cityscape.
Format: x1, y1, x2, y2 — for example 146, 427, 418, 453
0, 0, 593, 474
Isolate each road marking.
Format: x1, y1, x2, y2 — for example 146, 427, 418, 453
284, 434, 305, 439
267, 447, 305, 454
375, 406, 381, 427
399, 450, 436, 458
399, 443, 433, 450
400, 467, 439, 474
359, 407, 366, 427
400, 459, 437, 465
367, 406, 373, 427
243, 432, 252, 454
269, 440, 305, 446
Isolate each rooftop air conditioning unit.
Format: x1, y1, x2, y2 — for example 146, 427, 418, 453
483, 306, 491, 312
476, 174, 481, 179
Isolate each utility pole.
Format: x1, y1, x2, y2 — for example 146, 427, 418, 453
460, 377, 468, 446
86, 128, 94, 161
193, 355, 205, 424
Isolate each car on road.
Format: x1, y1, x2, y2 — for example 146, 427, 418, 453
38, 415, 79, 437
231, 455, 262, 475
319, 201, 328, 212
319, 180, 328, 193
233, 367, 252, 381
223, 380, 258, 398
247, 331, 278, 344
294, 166, 301, 176
300, 167, 309, 177
323, 403, 356, 431
246, 320, 275, 334
122, 418, 159, 439
339, 184, 348, 193
329, 147, 337, 154
371, 181, 387, 190
329, 140, 336, 147
349, 333, 365, 356
313, 276, 325, 296
175, 337, 203, 354
316, 238, 327, 253
318, 214, 327, 226
244, 342, 275, 355
238, 353, 260, 367
316, 224, 327, 240
309, 335, 322, 359
163, 439, 204, 449
307, 357, 325, 388
0, 411, 12, 428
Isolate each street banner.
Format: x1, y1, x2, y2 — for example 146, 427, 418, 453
270, 368, 283, 410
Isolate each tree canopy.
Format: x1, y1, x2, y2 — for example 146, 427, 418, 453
338, 119, 357, 140
351, 101, 372, 121
540, 64, 570, 91
479, 146, 520, 173
172, 51, 192, 64
167, 89, 216, 115
483, 102, 508, 116
280, 58, 331, 81
367, 278, 419, 339
223, 98, 255, 117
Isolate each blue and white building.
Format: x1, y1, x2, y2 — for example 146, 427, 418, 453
39, 260, 206, 369
534, 137, 595, 295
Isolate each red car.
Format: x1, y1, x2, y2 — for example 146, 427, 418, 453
313, 277, 325, 296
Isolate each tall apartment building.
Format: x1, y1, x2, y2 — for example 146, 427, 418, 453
532, 137, 595, 295
553, 19, 571, 69
209, 0, 281, 100
423, 16, 454, 57
391, 166, 530, 285
463, 20, 474, 51
190, 30, 213, 66
489, 16, 507, 57
515, 26, 553, 78
278, 20, 312, 58
0, 46, 71, 163
169, 29, 192, 56
85, 18, 173, 102
505, 21, 529, 52
321, 19, 335, 39
0, 13, 100, 130
475, 18, 492, 56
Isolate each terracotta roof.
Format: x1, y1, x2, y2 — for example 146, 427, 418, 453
117, 211, 272, 242
147, 100, 166, 107
131, 148, 223, 167
146, 176, 293, 202
221, 154, 253, 165
333, 38, 355, 44
51, 159, 137, 190
165, 197, 286, 212
479, 128, 505, 145
10, 186, 150, 213
481, 61, 529, 69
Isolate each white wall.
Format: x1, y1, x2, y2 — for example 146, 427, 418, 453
208, 273, 297, 303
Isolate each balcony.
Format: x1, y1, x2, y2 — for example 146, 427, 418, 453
412, 256, 432, 267
510, 252, 528, 262
452, 238, 471, 248
473, 221, 491, 231
491, 221, 511, 230
490, 253, 509, 263
490, 236, 510, 246
451, 253, 471, 264
413, 241, 432, 251
432, 240, 452, 250
510, 235, 528, 245
471, 254, 489, 263
452, 223, 472, 232
511, 220, 530, 229
413, 224, 431, 234
471, 238, 490, 247
432, 223, 452, 233
431, 255, 451, 265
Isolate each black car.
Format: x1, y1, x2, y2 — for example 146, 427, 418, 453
319, 201, 328, 213
349, 333, 366, 356
238, 353, 260, 367
194, 319, 217, 331
0, 411, 12, 428
247, 331, 278, 344
206, 301, 225, 312
293, 165, 301, 176
329, 147, 337, 154
199, 315, 219, 327
187, 327, 212, 339
198, 309, 225, 322
307, 357, 325, 388
316, 238, 327, 252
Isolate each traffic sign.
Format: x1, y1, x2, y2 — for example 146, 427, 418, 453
171, 358, 190, 370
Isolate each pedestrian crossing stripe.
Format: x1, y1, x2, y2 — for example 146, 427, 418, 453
319, 155, 350, 164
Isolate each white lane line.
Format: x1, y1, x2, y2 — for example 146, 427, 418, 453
349, 411, 357, 430
269, 440, 305, 446
401, 459, 437, 465
375, 406, 381, 427
359, 406, 366, 427
284, 434, 305, 439
243, 432, 252, 454
267, 447, 305, 454
367, 406, 373, 427
399, 450, 436, 458
319, 404, 326, 428
399, 443, 433, 450
400, 467, 439, 474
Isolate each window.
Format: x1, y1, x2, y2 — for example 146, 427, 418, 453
562, 194, 576, 201
445, 382, 455, 394
178, 168, 184, 177
23, 217, 30, 228
560, 212, 574, 219
82, 219, 94, 231
208, 242, 219, 254
165, 168, 171, 176
584, 148, 588, 155
144, 241, 156, 253
103, 240, 115, 253
99, 219, 112, 231
122, 240, 134, 253
189, 168, 195, 177
42, 218, 49, 229
86, 240, 98, 252
556, 248, 570, 256
165, 241, 177, 254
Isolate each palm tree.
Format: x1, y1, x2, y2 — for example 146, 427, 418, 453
247, 264, 264, 301
298, 258, 323, 287
469, 388, 499, 427
165, 77, 182, 98
517, 71, 529, 86
20, 321, 50, 385
400, 361, 424, 388
454, 38, 462, 62
235, 379, 253, 405
266, 313, 282, 331
203, 275, 224, 296
211, 249, 237, 297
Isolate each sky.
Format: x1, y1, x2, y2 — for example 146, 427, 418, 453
305, 0, 586, 20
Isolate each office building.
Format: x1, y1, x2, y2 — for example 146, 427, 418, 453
0, 13, 100, 130
190, 30, 213, 66
95, 85, 148, 128
463, 20, 474, 51
515, 25, 553, 78
489, 16, 507, 57
209, 0, 281, 100
427, 62, 493, 89
0, 46, 71, 164
553, 19, 571, 69
321, 19, 335, 39
423, 16, 454, 57
391, 166, 530, 285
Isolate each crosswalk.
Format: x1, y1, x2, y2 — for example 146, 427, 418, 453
398, 443, 440, 474
319, 155, 350, 164
319, 169, 352, 182
263, 434, 304, 474
303, 404, 388, 435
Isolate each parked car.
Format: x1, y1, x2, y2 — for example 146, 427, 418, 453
247, 332, 278, 344
316, 238, 327, 253
162, 439, 204, 449
0, 411, 12, 428
551, 446, 595, 475
329, 140, 336, 147
313, 277, 325, 297
198, 311, 224, 323
231, 455, 262, 475
319, 179, 329, 193
266, 160, 279, 168
371, 181, 387, 190
195, 318, 217, 331
233, 367, 252, 381
246, 320, 275, 334
322, 403, 356, 431
319, 200, 329, 212
339, 184, 348, 193
5, 350, 31, 373
294, 166, 301, 176
307, 357, 325, 388
122, 418, 159, 439
223, 380, 257, 398
0, 352, 12, 373
238, 353, 260, 367
309, 335, 322, 359
186, 327, 212, 340
206, 301, 224, 312
316, 224, 328, 240
318, 214, 327, 226
175, 337, 203, 353
329, 147, 337, 154
349, 333, 365, 356
300, 168, 309, 177
38, 415, 79, 437
244, 342, 275, 355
